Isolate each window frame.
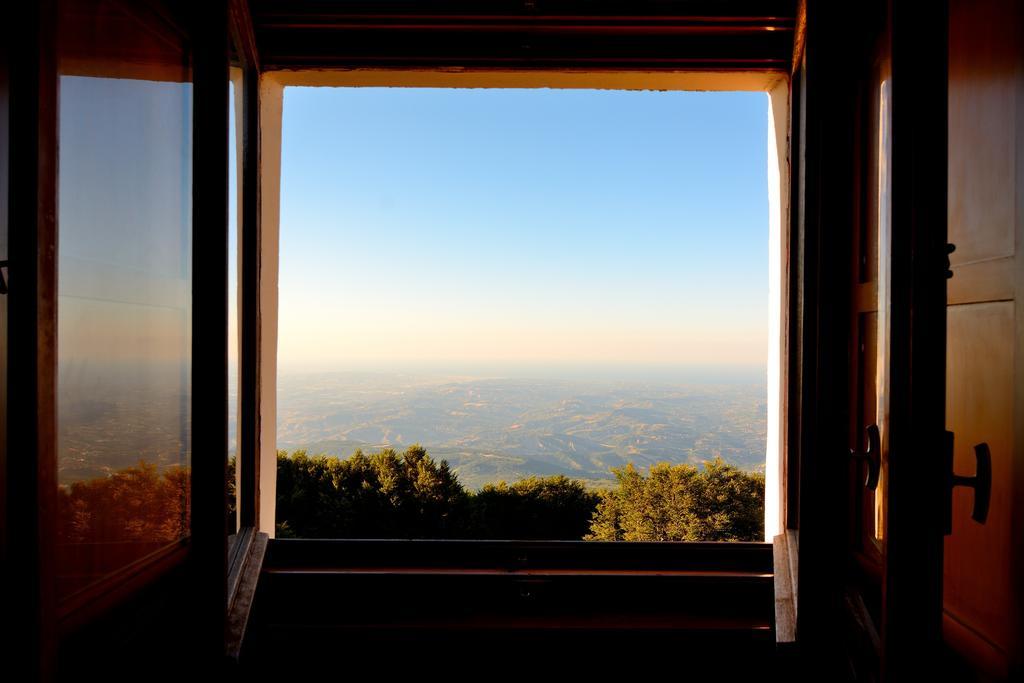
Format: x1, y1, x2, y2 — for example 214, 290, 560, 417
6, 2, 802, 669
5, 0, 234, 671
248, 73, 791, 646
254, 67, 792, 544
225, 0, 267, 658
229, 0, 261, 538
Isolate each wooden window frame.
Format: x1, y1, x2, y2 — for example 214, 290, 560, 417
229, 0, 261, 539
225, 2, 268, 659
6, 2, 59, 677
241, 4, 799, 548
6, 1, 807, 669
241, 4, 801, 647
243, 18, 799, 642
5, 0, 238, 669
255, 67, 793, 544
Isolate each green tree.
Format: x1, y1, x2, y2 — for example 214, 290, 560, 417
272, 447, 763, 542
275, 445, 469, 538
470, 475, 600, 540
585, 457, 764, 542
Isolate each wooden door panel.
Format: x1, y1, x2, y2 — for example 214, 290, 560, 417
947, 257, 1014, 307
945, 0, 1024, 676
948, 0, 1017, 266
944, 302, 1015, 660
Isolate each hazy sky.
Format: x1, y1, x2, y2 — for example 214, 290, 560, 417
275, 87, 768, 373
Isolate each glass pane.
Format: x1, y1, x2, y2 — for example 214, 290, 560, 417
228, 64, 242, 536
874, 78, 891, 542
56, 0, 192, 600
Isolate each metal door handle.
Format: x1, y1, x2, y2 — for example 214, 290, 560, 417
944, 431, 992, 534
850, 424, 881, 490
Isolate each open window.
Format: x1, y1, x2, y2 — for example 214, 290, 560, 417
234, 64, 795, 664
266, 81, 786, 545
17, 1, 1024, 679
5, 1, 804, 674
234, 8, 798, 662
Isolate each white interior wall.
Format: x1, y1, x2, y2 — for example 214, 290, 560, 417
765, 77, 791, 540
258, 76, 283, 537
256, 70, 791, 540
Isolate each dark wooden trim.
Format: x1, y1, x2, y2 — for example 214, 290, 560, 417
843, 584, 882, 670
265, 567, 771, 578
0, 0, 10, 589
1015, 5, 1024, 672
251, 0, 797, 71
250, 539, 776, 670
264, 538, 774, 573
5, 0, 58, 679
881, 0, 948, 677
237, 61, 261, 530
56, 541, 189, 636
117, 0, 192, 41
227, 0, 261, 533
790, 0, 806, 75
189, 0, 231, 662
56, 549, 199, 678
226, 530, 267, 662
229, 0, 261, 71
793, 0, 860, 673
846, 29, 886, 585
251, 0, 796, 26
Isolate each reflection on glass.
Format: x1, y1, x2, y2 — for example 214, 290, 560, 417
228, 65, 242, 534
56, 0, 192, 600
874, 78, 891, 542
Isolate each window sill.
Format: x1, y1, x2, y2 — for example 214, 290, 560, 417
248, 538, 775, 648
226, 526, 268, 662
773, 529, 798, 644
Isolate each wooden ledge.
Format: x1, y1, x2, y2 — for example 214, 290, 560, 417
226, 529, 269, 662
773, 530, 797, 644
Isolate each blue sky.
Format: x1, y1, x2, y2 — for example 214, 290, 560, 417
275, 87, 768, 373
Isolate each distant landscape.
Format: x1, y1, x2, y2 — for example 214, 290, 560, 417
274, 368, 767, 490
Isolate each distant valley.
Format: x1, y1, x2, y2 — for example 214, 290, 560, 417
275, 370, 767, 490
